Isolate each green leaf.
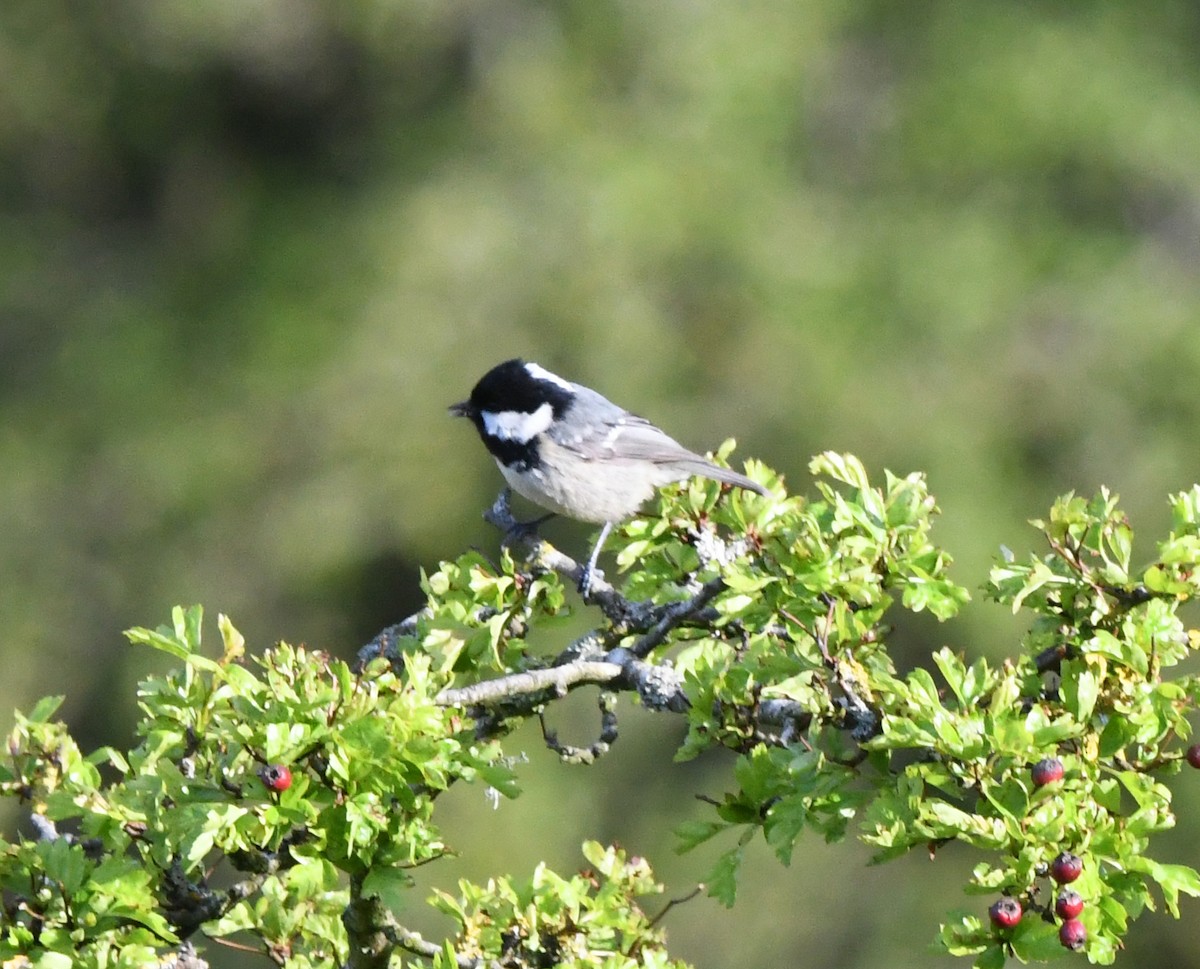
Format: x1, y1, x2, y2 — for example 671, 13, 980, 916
29, 954, 75, 969
218, 612, 246, 663
1007, 915, 1065, 961
705, 844, 745, 907
1061, 664, 1099, 722
476, 763, 521, 800
675, 819, 727, 854
124, 624, 191, 659
932, 649, 967, 707
809, 451, 871, 491
1009, 560, 1062, 613
1087, 630, 1148, 675
362, 865, 414, 914
174, 604, 204, 651
188, 829, 216, 864
1130, 858, 1200, 917
27, 695, 65, 723
39, 837, 88, 894
935, 911, 988, 956
972, 944, 1006, 969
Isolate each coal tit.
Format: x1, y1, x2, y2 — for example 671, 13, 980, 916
450, 358, 768, 594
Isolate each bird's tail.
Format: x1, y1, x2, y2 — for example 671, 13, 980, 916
685, 460, 770, 497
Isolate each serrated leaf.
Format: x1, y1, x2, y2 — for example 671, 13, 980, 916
1130, 858, 1200, 917
476, 764, 520, 800
675, 819, 727, 853
809, 451, 871, 491
704, 845, 744, 907
27, 695, 65, 723
972, 944, 1006, 969
124, 625, 191, 659
1008, 915, 1066, 961
932, 649, 967, 707
362, 865, 414, 914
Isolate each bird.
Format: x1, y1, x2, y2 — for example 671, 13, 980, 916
450, 358, 768, 595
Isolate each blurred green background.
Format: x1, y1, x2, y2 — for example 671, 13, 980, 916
5, 0, 1200, 965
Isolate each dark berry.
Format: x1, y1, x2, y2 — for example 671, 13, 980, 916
1187, 744, 1200, 769
988, 897, 1023, 930
1031, 757, 1064, 787
1050, 851, 1083, 885
1059, 917, 1087, 951
259, 763, 293, 793
1055, 889, 1084, 920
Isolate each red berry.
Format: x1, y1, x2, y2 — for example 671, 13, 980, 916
259, 763, 293, 792
1187, 744, 1200, 769
1055, 889, 1084, 920
1031, 757, 1064, 787
1059, 917, 1087, 951
988, 897, 1023, 930
1050, 851, 1083, 885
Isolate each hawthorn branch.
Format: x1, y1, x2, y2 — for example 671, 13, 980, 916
391, 926, 479, 968
628, 576, 726, 657
343, 875, 481, 969
435, 648, 690, 715
342, 876, 394, 969
356, 618, 425, 675
436, 661, 624, 708
755, 699, 814, 744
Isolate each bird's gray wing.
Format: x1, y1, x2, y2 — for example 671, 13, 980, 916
554, 393, 767, 494
548, 382, 699, 464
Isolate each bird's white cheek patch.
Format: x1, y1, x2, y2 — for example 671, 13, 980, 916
481, 402, 554, 442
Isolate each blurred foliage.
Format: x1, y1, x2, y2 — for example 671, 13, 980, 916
3, 0, 1200, 966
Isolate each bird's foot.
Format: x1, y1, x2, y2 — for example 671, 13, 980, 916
578, 563, 606, 600
504, 512, 555, 545
578, 521, 614, 601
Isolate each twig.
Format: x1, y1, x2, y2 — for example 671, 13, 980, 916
539, 692, 618, 764
648, 884, 704, 929
628, 577, 727, 658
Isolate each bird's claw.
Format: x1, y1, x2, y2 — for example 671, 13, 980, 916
503, 513, 555, 545
578, 564, 605, 600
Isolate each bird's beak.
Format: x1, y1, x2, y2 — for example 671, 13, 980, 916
449, 400, 472, 418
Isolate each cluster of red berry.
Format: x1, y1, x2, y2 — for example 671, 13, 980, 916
986, 759, 1086, 951
987, 849, 1085, 950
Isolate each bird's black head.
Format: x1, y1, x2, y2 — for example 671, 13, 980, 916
450, 359, 577, 468
451, 359, 575, 420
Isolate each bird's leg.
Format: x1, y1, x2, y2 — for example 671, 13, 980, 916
488, 489, 554, 543
580, 521, 614, 599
